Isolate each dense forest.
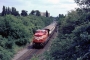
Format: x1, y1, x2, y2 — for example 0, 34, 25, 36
45, 0, 90, 60
0, 6, 52, 60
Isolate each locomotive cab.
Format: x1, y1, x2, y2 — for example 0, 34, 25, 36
32, 29, 48, 47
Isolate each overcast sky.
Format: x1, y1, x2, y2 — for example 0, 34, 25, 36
0, 0, 79, 17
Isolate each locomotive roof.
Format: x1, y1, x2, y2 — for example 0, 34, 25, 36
36, 29, 45, 31
36, 29, 46, 33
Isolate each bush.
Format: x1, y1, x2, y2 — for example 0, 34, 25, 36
45, 8, 90, 60
0, 15, 52, 60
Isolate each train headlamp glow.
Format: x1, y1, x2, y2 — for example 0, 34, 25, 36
34, 36, 43, 40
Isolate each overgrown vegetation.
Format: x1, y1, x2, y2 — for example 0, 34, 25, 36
0, 14, 52, 60
45, 1, 90, 60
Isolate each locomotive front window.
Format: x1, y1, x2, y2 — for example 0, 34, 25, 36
36, 30, 46, 33
34, 36, 43, 40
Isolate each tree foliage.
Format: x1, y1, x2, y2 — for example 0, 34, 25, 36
1, 6, 19, 16
75, 0, 90, 8
36, 10, 41, 16
21, 10, 28, 16
11, 7, 19, 16
30, 10, 35, 15
45, 8, 90, 60
46, 10, 49, 17
30, 10, 41, 16
0, 15, 52, 60
1, 6, 6, 16
7, 7, 11, 15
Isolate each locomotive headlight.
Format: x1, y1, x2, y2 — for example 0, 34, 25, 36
40, 36, 43, 39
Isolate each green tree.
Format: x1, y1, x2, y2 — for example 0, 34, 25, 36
1, 6, 6, 16
59, 14, 64, 18
7, 7, 11, 14
21, 10, 28, 16
0, 14, 52, 60
11, 7, 19, 16
6, 7, 8, 15
36, 10, 41, 16
45, 6, 90, 60
46, 10, 49, 17
74, 0, 90, 8
0, 13, 1, 16
30, 10, 35, 15
11, 7, 16, 15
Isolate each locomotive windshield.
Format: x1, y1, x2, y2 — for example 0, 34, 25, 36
36, 30, 46, 33
34, 30, 46, 36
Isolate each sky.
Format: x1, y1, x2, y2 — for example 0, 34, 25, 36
0, 0, 79, 17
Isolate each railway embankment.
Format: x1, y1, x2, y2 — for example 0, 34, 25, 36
44, 9, 90, 60
0, 15, 53, 60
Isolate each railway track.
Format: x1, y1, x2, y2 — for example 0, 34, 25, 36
17, 49, 39, 60
12, 24, 58, 60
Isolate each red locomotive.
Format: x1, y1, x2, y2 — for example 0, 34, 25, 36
32, 21, 57, 48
